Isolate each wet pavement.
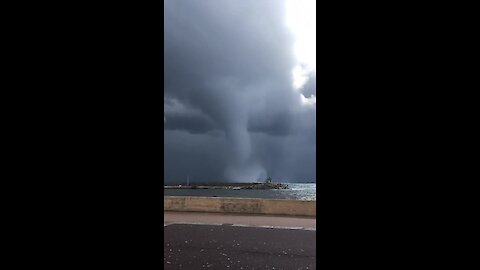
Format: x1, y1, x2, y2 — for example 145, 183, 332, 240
164, 223, 316, 270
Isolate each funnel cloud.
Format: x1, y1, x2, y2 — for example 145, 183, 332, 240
164, 0, 316, 183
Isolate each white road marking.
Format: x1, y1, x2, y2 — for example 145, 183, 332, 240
163, 222, 315, 231
233, 224, 316, 231
165, 222, 223, 226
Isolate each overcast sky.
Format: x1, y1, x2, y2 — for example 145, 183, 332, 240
164, 0, 316, 183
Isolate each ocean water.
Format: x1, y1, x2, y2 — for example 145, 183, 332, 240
163, 183, 316, 201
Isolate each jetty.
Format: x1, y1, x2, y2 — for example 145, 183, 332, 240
164, 180, 289, 190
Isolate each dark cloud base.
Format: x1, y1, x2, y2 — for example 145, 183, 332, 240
164, 0, 316, 183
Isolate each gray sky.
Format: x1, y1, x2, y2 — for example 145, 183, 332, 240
164, 0, 316, 183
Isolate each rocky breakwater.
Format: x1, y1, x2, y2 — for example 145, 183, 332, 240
164, 182, 289, 190
242, 182, 288, 190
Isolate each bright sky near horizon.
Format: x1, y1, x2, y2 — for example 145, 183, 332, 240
285, 0, 316, 98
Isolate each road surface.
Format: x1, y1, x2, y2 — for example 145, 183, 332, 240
164, 212, 316, 270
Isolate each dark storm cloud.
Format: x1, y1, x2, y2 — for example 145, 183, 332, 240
164, 97, 217, 134
164, 0, 316, 183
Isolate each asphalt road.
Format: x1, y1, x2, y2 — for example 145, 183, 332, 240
164, 223, 316, 270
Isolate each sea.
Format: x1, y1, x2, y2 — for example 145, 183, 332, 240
163, 183, 316, 201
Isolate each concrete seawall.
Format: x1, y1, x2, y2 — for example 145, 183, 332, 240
164, 196, 316, 217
